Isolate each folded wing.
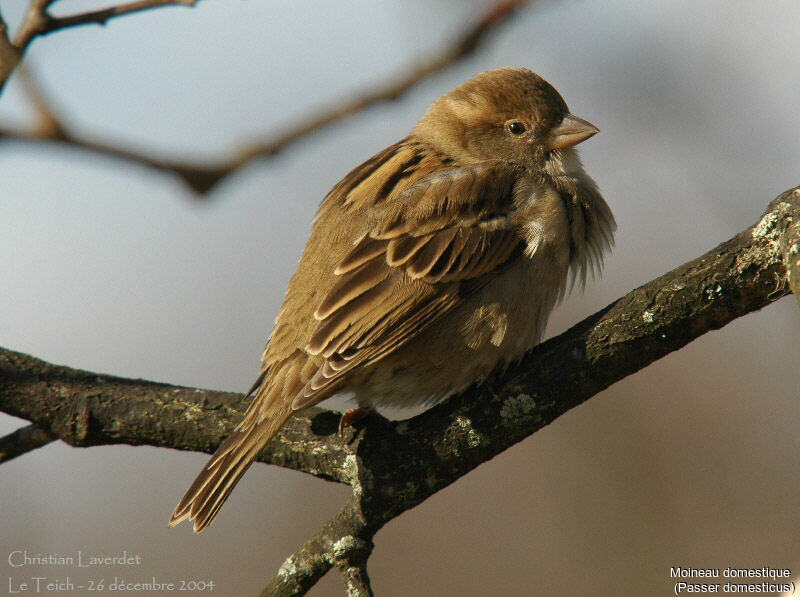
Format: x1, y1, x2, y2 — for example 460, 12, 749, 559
293, 162, 527, 408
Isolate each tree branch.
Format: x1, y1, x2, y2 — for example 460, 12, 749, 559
0, 1, 530, 194
0, 11, 22, 86
1, 188, 797, 594
253, 188, 798, 593
264, 496, 374, 597
333, 535, 374, 597
0, 348, 352, 484
0, 423, 54, 464
35, 0, 200, 35
0, 0, 199, 93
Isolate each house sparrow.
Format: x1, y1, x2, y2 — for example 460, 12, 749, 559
170, 67, 615, 532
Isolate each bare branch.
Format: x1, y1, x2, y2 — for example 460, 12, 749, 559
0, 12, 21, 85
0, 0, 199, 92
0, 347, 352, 484
254, 190, 800, 594
16, 64, 66, 137
335, 556, 374, 597
263, 497, 374, 597
242, 1, 531, 160
0, 1, 531, 194
2, 188, 796, 593
2, 187, 798, 591
37, 0, 199, 35
0, 423, 55, 464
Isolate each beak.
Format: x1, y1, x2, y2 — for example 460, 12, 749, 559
546, 114, 599, 150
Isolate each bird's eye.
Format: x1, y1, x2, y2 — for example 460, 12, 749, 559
505, 120, 528, 137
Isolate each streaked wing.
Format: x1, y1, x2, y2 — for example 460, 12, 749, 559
292, 162, 525, 408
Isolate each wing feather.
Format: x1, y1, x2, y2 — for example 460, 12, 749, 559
405, 227, 460, 279
307, 276, 397, 356
386, 234, 431, 266
315, 252, 391, 320
334, 235, 387, 274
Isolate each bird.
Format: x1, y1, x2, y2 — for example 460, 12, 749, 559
169, 67, 615, 532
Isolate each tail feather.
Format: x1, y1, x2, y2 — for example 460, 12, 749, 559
169, 399, 294, 532
191, 438, 261, 531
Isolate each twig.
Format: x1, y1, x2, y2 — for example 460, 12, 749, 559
0, 423, 55, 464
0, 12, 22, 86
0, 0, 199, 92
0, 1, 531, 194
244, 0, 530, 159
37, 0, 199, 35
16, 64, 65, 137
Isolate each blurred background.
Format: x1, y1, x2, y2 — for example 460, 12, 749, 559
1, 1, 799, 595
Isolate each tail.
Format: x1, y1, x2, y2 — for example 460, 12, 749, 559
169, 395, 294, 532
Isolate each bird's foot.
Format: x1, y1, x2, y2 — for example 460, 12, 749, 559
339, 406, 374, 436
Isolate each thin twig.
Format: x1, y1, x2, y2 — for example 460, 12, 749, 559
16, 64, 65, 137
0, 424, 55, 464
39, 0, 199, 35
0, 1, 531, 194
243, 0, 530, 159
0, 0, 199, 92
0, 12, 21, 86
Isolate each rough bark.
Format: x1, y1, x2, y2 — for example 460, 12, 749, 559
1, 187, 797, 595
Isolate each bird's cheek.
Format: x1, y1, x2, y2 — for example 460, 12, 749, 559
517, 143, 545, 168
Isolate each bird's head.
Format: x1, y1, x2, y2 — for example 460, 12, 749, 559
414, 67, 598, 170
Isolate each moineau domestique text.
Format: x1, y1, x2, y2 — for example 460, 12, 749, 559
8, 551, 142, 567
670, 567, 791, 580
